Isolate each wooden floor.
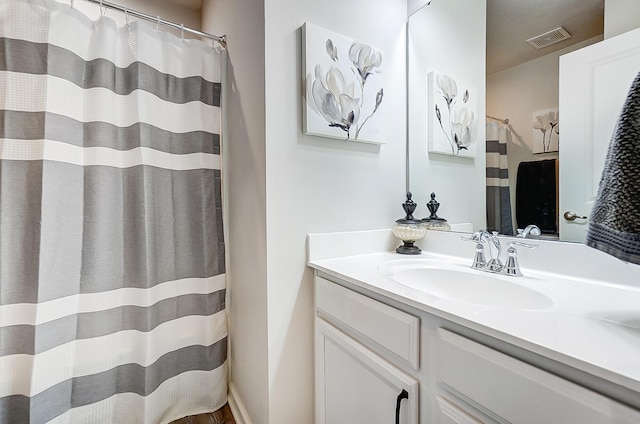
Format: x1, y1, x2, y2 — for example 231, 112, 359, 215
170, 404, 235, 424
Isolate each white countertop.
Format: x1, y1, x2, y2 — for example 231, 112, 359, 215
309, 247, 640, 397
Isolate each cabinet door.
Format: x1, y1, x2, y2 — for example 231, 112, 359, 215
315, 319, 418, 424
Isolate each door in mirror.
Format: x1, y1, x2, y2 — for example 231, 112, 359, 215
559, 28, 640, 242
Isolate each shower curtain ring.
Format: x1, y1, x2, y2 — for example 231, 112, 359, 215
156, 16, 161, 33
181, 24, 185, 42
99, 0, 105, 16
124, 6, 130, 27
70, 0, 74, 9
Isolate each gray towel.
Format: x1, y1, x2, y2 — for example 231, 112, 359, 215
586, 71, 640, 264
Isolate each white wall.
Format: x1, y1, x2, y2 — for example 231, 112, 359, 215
204, 0, 407, 422
604, 0, 640, 39
264, 1, 407, 422
407, 0, 487, 231
202, 0, 270, 422
486, 36, 601, 231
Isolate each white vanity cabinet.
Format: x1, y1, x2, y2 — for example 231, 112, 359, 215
314, 273, 640, 424
434, 397, 483, 424
314, 276, 419, 424
436, 329, 640, 424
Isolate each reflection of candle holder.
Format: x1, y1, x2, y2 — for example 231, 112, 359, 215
421, 192, 451, 231
392, 192, 427, 254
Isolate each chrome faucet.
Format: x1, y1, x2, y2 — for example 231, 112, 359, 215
471, 230, 503, 272
464, 230, 537, 276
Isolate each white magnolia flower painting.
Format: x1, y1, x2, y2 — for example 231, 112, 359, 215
428, 71, 478, 158
532, 107, 559, 153
302, 22, 385, 144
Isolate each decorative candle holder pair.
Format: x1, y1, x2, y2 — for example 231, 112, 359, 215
392, 192, 451, 254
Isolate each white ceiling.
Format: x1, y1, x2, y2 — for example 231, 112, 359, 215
487, 0, 604, 75
164, 0, 605, 75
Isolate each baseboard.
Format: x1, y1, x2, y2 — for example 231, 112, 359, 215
228, 381, 252, 424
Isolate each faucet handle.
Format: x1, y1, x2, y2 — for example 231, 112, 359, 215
508, 241, 538, 249
468, 230, 488, 243
460, 232, 482, 242
471, 243, 486, 270
504, 247, 522, 276
504, 241, 537, 276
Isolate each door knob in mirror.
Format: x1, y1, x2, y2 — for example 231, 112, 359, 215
563, 211, 588, 221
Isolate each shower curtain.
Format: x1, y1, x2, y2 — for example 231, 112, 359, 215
0, 0, 227, 423
486, 121, 514, 235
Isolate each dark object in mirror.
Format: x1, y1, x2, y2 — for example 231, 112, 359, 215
515, 160, 557, 234
422, 192, 451, 231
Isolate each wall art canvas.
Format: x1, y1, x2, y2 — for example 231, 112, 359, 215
532, 107, 559, 153
302, 22, 385, 144
428, 71, 478, 158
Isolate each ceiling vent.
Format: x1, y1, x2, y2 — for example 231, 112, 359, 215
526, 27, 572, 49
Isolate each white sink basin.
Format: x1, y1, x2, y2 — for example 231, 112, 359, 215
379, 260, 553, 309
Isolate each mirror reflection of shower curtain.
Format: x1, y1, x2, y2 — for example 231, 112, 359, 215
0, 0, 227, 422
486, 122, 514, 235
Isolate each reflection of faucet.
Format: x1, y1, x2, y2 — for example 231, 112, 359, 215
517, 224, 541, 238
471, 230, 503, 272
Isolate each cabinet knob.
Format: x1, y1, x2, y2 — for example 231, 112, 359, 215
395, 389, 409, 424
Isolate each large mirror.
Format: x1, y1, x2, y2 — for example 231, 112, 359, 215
407, 0, 640, 243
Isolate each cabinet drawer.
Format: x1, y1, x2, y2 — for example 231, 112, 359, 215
436, 397, 483, 424
315, 276, 419, 369
438, 329, 640, 424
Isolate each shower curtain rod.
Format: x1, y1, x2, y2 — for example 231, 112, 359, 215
486, 114, 509, 124
81, 0, 227, 48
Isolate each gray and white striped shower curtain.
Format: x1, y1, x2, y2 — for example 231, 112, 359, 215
486, 121, 513, 235
0, 0, 227, 422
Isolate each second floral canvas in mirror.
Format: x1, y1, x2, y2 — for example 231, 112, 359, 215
302, 22, 385, 144
532, 107, 559, 153
428, 71, 478, 158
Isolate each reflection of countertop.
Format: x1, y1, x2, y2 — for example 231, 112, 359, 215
307, 229, 640, 405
